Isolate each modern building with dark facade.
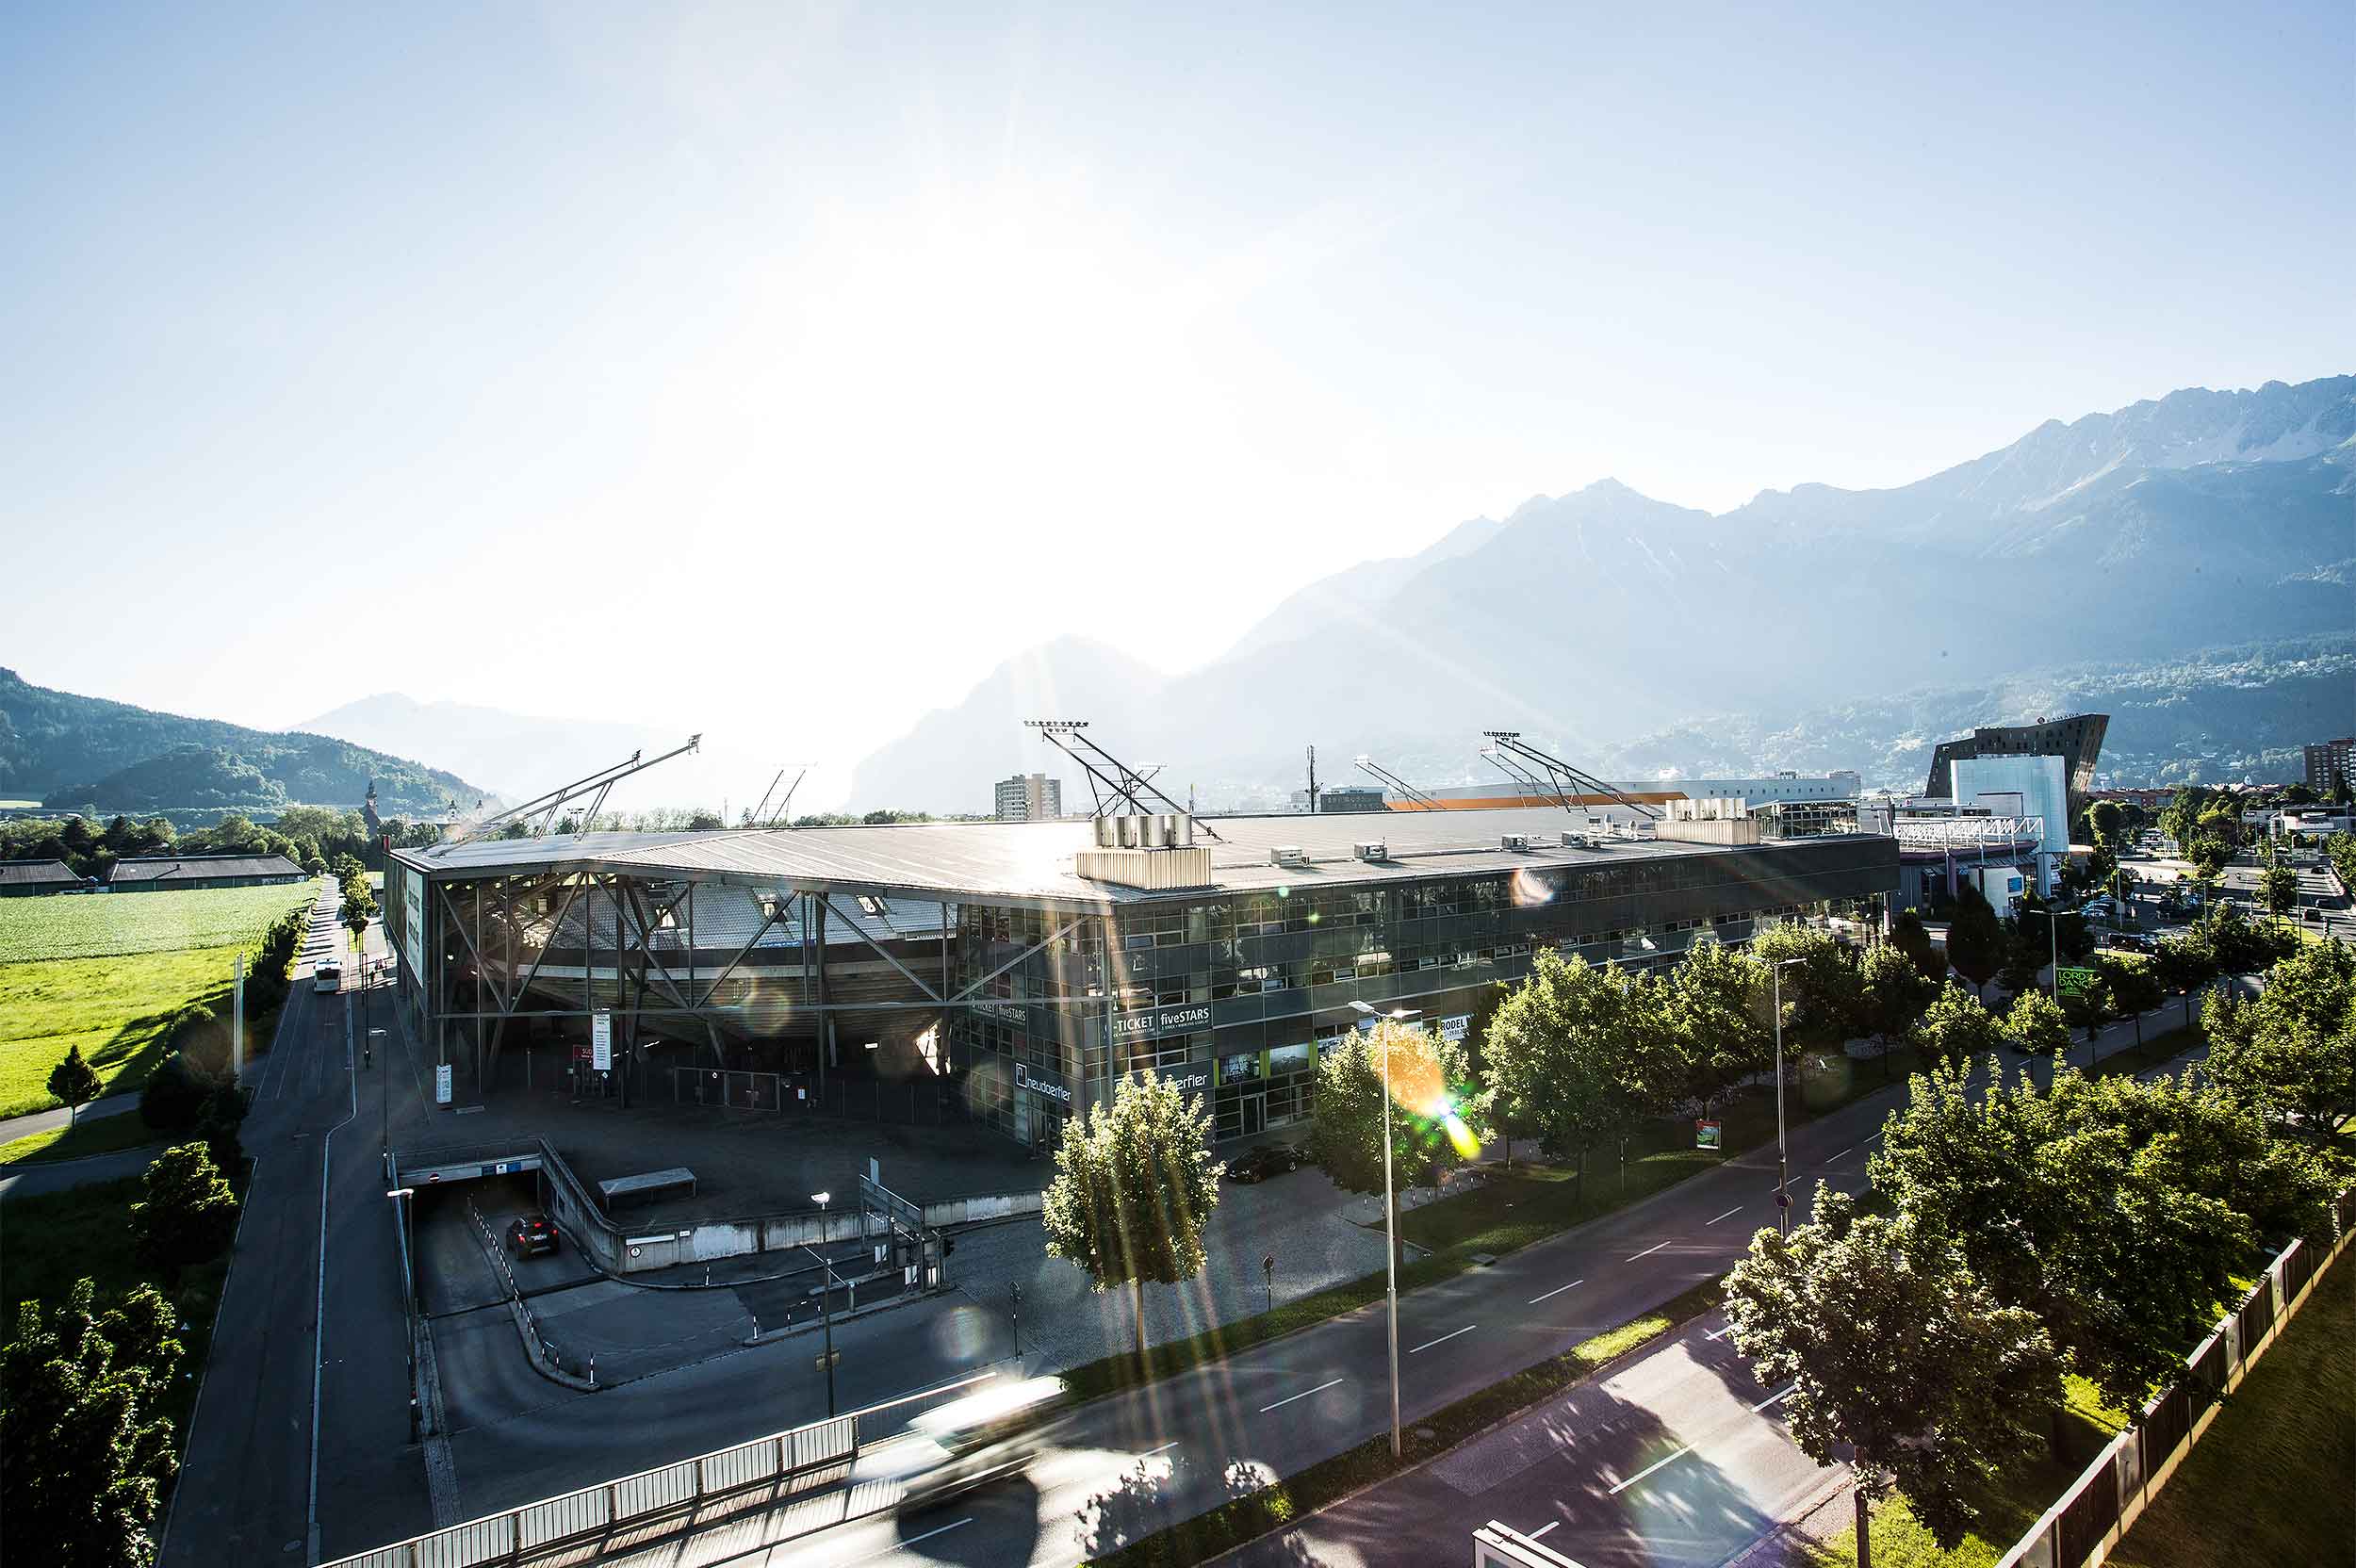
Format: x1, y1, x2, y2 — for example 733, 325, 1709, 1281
2304, 738, 2354, 798
1924, 714, 2107, 814
389, 808, 1895, 1151
106, 853, 308, 891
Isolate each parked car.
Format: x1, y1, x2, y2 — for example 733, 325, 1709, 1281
507, 1215, 559, 1257
1223, 1142, 1308, 1184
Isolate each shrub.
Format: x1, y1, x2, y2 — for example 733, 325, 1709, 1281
129, 1143, 240, 1273
138, 1053, 217, 1133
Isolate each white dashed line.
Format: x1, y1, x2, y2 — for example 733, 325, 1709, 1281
1530, 1521, 1561, 1538
841, 1517, 970, 1560
1753, 1383, 1796, 1413
1410, 1324, 1477, 1354
1625, 1240, 1671, 1263
1258, 1378, 1344, 1413
1706, 1204, 1744, 1225
1527, 1278, 1585, 1304
1143, 1440, 1181, 1457
1608, 1440, 1697, 1494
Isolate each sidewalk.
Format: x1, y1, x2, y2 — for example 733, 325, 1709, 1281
0, 1089, 139, 1147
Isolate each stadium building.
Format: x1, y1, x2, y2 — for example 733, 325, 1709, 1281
387, 806, 1895, 1151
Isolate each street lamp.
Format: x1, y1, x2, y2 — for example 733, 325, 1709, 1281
1349, 999, 1421, 1459
384, 1187, 417, 1311
1770, 958, 1804, 1237
808, 1191, 837, 1417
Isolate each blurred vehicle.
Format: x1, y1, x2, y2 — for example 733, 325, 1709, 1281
313, 963, 341, 994
507, 1215, 559, 1256
884, 1376, 1072, 1510
1223, 1142, 1308, 1184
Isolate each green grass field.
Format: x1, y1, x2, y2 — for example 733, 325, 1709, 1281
2112, 1249, 2354, 1568
0, 879, 320, 962
0, 881, 317, 1119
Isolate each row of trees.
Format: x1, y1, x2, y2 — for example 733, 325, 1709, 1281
0, 805, 437, 879
1723, 936, 2349, 1563
2, 1141, 244, 1567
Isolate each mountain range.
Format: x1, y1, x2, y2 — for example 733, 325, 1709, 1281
850, 374, 2356, 809
0, 667, 493, 818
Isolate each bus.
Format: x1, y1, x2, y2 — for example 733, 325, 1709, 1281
313, 963, 342, 995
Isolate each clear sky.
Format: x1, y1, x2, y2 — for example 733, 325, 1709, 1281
4, 1, 2349, 807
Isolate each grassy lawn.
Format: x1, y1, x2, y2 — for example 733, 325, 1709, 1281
0, 880, 315, 1119
1086, 1278, 1726, 1567
2111, 1248, 2354, 1568
0, 1107, 169, 1165
0, 1170, 233, 1446
0, 879, 320, 963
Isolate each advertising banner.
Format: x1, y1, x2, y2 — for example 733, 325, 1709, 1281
592, 1009, 613, 1070
1107, 1001, 1213, 1046
1013, 1061, 1072, 1105
1127, 1057, 1212, 1098
401, 865, 427, 988
1695, 1119, 1722, 1151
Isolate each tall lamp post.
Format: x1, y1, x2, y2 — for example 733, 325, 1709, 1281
1770, 958, 1804, 1237
1350, 1000, 1421, 1459
808, 1191, 838, 1417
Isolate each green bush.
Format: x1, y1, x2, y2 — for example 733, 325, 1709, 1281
137, 1053, 216, 1133
129, 1143, 240, 1274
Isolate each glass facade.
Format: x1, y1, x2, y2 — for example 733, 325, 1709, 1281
947, 835, 1895, 1146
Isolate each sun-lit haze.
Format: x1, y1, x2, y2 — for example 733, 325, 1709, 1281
4, 1, 2350, 808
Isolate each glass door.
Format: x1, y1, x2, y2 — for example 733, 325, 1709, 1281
1239, 1092, 1266, 1138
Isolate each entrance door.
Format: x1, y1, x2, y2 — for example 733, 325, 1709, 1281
1239, 1093, 1266, 1138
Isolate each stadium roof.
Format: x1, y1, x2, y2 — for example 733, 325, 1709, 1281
0, 858, 84, 889
107, 854, 306, 885
396, 808, 1890, 909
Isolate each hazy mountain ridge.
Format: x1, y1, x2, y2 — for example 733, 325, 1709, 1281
848, 375, 2356, 810
1, 667, 492, 816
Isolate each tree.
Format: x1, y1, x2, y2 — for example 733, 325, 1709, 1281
1889, 907, 1946, 987
1723, 1187, 2060, 1562
2201, 940, 2356, 1141
0, 1280, 184, 1568
340, 877, 377, 954
1911, 983, 2002, 1073
2001, 988, 2070, 1061
2097, 953, 2166, 1054
1483, 953, 1668, 1206
2153, 927, 2218, 1027
136, 1052, 216, 1133
1660, 939, 1771, 1114
128, 1143, 241, 1275
1040, 1072, 1222, 1359
1311, 1019, 1482, 1264
1870, 1059, 2253, 1419
193, 1082, 248, 1176
2258, 858, 2299, 926
1751, 923, 1863, 1052
1856, 942, 1937, 1080
1942, 885, 2004, 1001
2062, 1066, 2335, 1252
2059, 975, 2116, 1066
47, 1045, 103, 1126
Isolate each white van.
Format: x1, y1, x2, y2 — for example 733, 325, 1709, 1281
314, 964, 342, 995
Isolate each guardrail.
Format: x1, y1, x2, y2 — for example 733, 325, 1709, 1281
321, 1371, 997, 1568
1995, 1185, 2356, 1568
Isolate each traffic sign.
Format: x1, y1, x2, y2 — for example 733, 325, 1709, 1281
1775, 1189, 1792, 1208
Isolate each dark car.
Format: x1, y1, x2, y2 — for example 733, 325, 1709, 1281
508, 1215, 559, 1257
1224, 1143, 1307, 1184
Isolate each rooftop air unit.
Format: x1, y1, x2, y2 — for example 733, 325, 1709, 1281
1500, 834, 1533, 853
1560, 831, 1590, 849
1271, 845, 1307, 867
1352, 841, 1388, 861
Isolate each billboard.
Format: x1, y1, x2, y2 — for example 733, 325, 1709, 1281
400, 864, 427, 988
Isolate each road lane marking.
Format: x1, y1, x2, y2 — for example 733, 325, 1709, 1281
1752, 1383, 1796, 1413
1706, 1204, 1744, 1225
837, 1517, 970, 1560
1608, 1439, 1698, 1494
1530, 1521, 1561, 1538
1527, 1278, 1585, 1304
1143, 1440, 1181, 1456
1410, 1324, 1477, 1354
1827, 1143, 1857, 1164
1259, 1378, 1344, 1413
1625, 1240, 1671, 1263
1705, 1324, 1735, 1340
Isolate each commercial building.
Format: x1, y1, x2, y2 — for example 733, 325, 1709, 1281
388, 807, 1896, 1152
2304, 739, 2354, 798
993, 774, 1062, 823
1317, 786, 1388, 813
106, 854, 307, 891
1386, 772, 1861, 822
0, 858, 85, 897
1924, 714, 2106, 813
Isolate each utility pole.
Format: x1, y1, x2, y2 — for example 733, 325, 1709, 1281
1307, 744, 1318, 813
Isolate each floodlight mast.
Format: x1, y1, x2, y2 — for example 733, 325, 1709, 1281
1023, 720, 1224, 841
447, 735, 703, 847
1481, 731, 1661, 821
1351, 755, 1442, 811
1478, 745, 1549, 808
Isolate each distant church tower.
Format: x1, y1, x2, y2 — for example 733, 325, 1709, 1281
362, 779, 384, 835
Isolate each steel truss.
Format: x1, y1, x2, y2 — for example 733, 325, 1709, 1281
1023, 719, 1225, 841
1481, 730, 1662, 821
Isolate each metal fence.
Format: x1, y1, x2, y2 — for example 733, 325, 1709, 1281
1996, 1185, 2356, 1568
665, 1066, 969, 1127
321, 1371, 997, 1568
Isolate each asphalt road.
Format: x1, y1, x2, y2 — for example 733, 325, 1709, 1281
536, 1004, 2209, 1568
162, 890, 434, 1565
0, 1086, 139, 1145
